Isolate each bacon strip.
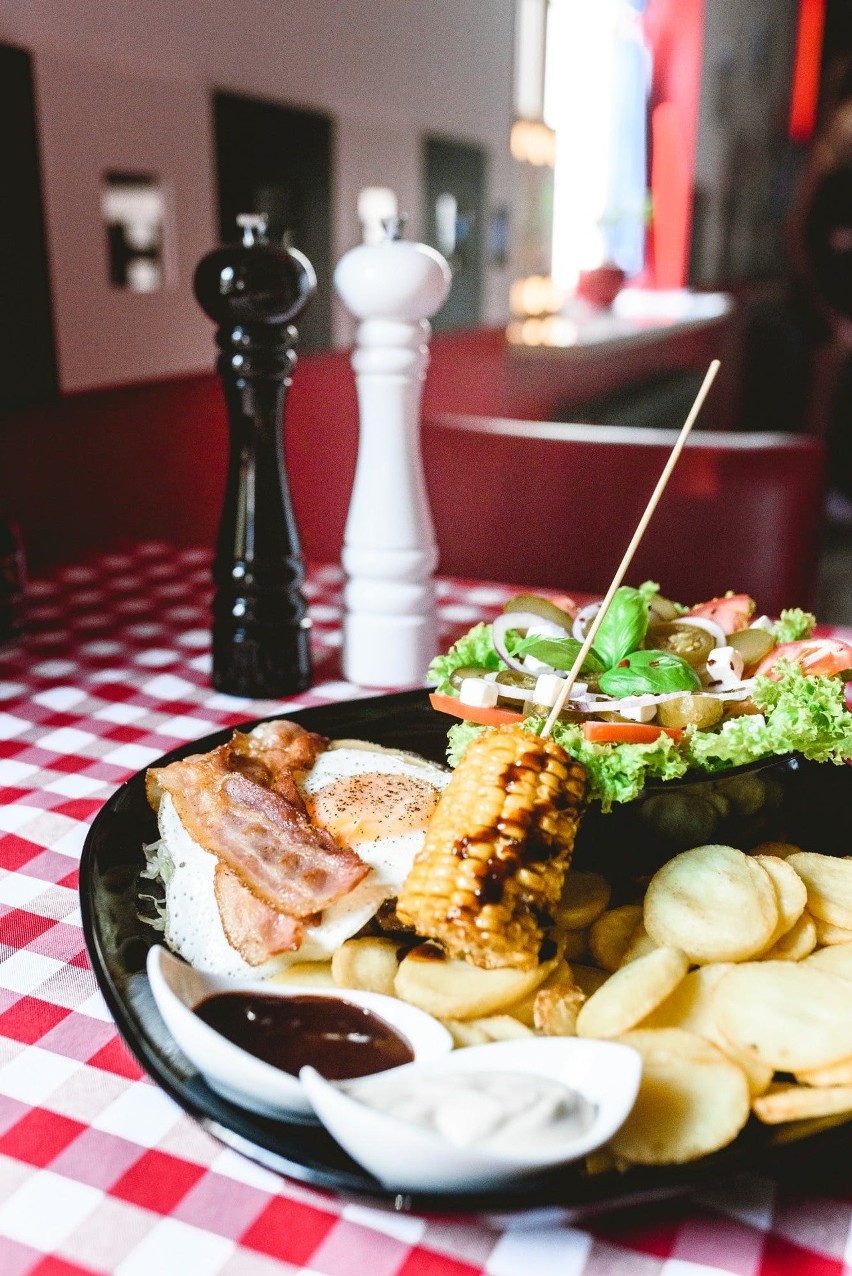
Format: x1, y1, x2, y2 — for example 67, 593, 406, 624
214, 865, 304, 965
149, 721, 368, 919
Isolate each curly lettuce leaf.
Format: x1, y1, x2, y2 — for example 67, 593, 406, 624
686, 662, 852, 770
427, 623, 502, 694
752, 661, 852, 762
446, 719, 486, 767
771, 608, 817, 643
532, 718, 689, 811
636, 580, 662, 605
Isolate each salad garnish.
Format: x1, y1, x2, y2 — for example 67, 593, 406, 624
428, 584, 852, 810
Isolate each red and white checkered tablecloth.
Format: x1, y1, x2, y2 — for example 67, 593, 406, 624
1, 541, 852, 1276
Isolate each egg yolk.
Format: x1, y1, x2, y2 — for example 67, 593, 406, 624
307, 772, 440, 844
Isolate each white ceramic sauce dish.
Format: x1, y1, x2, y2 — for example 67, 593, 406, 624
146, 944, 454, 1121
300, 1036, 643, 1191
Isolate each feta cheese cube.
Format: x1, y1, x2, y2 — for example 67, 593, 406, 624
533, 678, 586, 709
705, 645, 745, 690
458, 678, 500, 708
614, 695, 658, 723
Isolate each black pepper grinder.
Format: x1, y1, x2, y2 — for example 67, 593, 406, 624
194, 213, 316, 697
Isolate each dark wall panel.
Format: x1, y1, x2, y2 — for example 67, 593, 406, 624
423, 135, 487, 332
214, 92, 332, 352
0, 43, 57, 411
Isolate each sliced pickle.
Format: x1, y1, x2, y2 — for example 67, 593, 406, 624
523, 699, 585, 723
648, 595, 680, 623
494, 669, 537, 690
727, 627, 775, 669
503, 594, 574, 630
655, 693, 724, 730
645, 621, 716, 669
449, 665, 492, 690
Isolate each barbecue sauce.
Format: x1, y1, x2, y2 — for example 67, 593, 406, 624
196, 993, 414, 1079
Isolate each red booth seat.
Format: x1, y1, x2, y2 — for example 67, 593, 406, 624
0, 324, 817, 616
420, 415, 826, 614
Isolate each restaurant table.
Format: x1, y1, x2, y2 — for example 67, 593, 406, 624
2, 541, 852, 1276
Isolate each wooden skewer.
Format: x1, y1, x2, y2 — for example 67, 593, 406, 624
540, 358, 721, 739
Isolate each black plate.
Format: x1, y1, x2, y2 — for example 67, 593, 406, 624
80, 689, 852, 1217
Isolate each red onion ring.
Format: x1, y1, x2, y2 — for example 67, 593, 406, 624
491, 611, 570, 675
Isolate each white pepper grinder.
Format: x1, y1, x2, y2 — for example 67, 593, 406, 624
335, 216, 452, 687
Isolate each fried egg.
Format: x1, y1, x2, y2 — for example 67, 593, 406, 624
146, 741, 450, 978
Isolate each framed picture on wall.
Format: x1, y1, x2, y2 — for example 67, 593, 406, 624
33, 52, 218, 392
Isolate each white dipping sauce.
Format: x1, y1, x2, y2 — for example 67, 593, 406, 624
348, 1070, 596, 1155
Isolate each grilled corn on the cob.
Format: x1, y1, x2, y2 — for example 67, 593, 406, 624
396, 724, 587, 970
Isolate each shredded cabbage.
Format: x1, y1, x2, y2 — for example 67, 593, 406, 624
138, 837, 173, 931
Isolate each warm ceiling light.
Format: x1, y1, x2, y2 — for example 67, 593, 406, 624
510, 273, 566, 316
510, 119, 557, 166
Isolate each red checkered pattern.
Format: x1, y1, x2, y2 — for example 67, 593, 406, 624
1, 542, 851, 1276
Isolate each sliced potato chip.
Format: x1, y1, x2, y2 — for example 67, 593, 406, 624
441, 1014, 536, 1047
477, 1014, 536, 1041
506, 960, 573, 1027
712, 961, 852, 1072
811, 914, 852, 946
589, 904, 644, 973
558, 870, 611, 931
639, 963, 772, 1097
619, 921, 658, 967
331, 937, 401, 997
585, 1147, 617, 1176
394, 943, 556, 1020
268, 961, 335, 988
609, 1028, 751, 1165
534, 983, 586, 1036
786, 852, 852, 929
760, 911, 817, 962
753, 1083, 852, 1124
441, 1019, 491, 1047
576, 946, 688, 1039
754, 854, 807, 948
795, 1056, 852, 1087
806, 942, 852, 981
749, 841, 803, 859
643, 844, 778, 964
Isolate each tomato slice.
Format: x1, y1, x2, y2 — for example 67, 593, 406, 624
753, 638, 852, 679
686, 593, 755, 634
429, 691, 524, 726
582, 721, 684, 744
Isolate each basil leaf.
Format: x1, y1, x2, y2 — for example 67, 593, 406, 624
511, 633, 606, 675
593, 587, 650, 668
599, 649, 702, 697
